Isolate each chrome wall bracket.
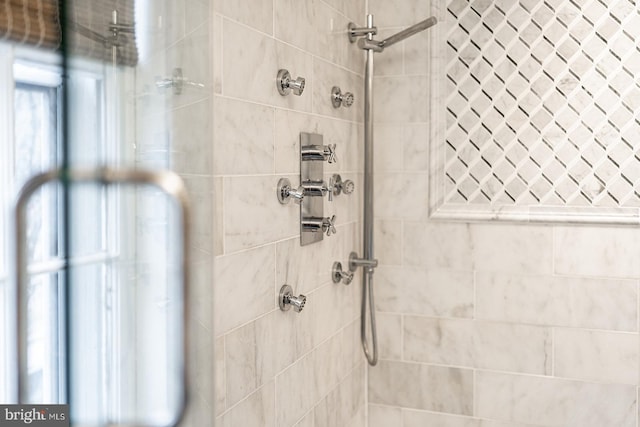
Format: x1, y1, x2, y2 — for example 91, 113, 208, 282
279, 284, 306, 313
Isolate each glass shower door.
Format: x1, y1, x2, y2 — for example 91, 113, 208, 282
5, 0, 213, 426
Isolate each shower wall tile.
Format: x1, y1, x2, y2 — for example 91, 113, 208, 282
311, 57, 363, 121
404, 317, 552, 375
214, 0, 274, 35
376, 266, 474, 318
216, 382, 276, 427
368, 0, 431, 28
313, 364, 365, 427
223, 175, 298, 252
275, 0, 361, 73
475, 371, 637, 426
375, 219, 403, 265
323, 0, 366, 24
554, 226, 640, 278
403, 223, 554, 274
214, 244, 275, 335
376, 312, 403, 360
369, 360, 473, 414
375, 173, 429, 220
213, 97, 274, 175
402, 410, 539, 427
172, 98, 213, 174
553, 329, 639, 385
213, 0, 365, 425
373, 75, 429, 123
222, 19, 313, 111
373, 28, 405, 76
374, 124, 405, 171
404, 30, 430, 75
368, 405, 402, 427
214, 336, 225, 415
475, 272, 638, 331
403, 124, 429, 171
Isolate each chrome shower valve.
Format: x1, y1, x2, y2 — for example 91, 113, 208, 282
332, 261, 354, 285
331, 86, 354, 108
279, 284, 306, 313
277, 178, 304, 204
277, 69, 305, 96
331, 174, 354, 197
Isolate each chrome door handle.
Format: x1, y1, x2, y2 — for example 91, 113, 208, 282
14, 167, 191, 426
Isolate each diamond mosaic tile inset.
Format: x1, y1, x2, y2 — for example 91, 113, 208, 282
444, 0, 640, 210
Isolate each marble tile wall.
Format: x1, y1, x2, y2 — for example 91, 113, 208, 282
368, 0, 640, 426
211, 0, 367, 426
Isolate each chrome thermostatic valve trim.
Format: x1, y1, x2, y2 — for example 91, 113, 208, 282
277, 177, 304, 204
279, 284, 306, 313
277, 69, 305, 96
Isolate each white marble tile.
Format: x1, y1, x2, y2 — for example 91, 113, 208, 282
214, 336, 225, 416
373, 29, 405, 76
554, 328, 639, 385
217, 382, 276, 427
403, 222, 473, 269
275, 332, 346, 426
313, 364, 365, 427
475, 272, 638, 331
403, 317, 552, 375
171, 98, 212, 175
404, 30, 431, 75
213, 245, 275, 334
376, 313, 402, 360
375, 219, 403, 265
476, 371, 637, 426
224, 321, 259, 406
403, 411, 480, 427
369, 405, 402, 427
213, 96, 274, 175
223, 175, 299, 252
275, 236, 333, 295
373, 75, 428, 123
555, 226, 640, 278
469, 223, 554, 275
374, 173, 429, 220
323, 0, 366, 24
373, 124, 404, 171
403, 124, 429, 171
222, 19, 313, 111
376, 266, 474, 318
214, 0, 274, 35
402, 410, 540, 427
311, 57, 363, 121
368, 360, 473, 415
213, 14, 223, 94
368, 0, 431, 27
213, 177, 224, 255
182, 175, 214, 261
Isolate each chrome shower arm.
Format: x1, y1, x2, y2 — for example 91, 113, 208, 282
379, 16, 438, 49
